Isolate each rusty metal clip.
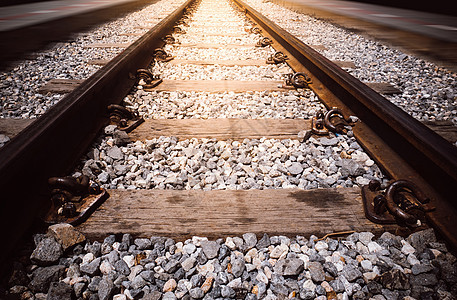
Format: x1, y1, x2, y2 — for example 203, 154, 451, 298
107, 104, 144, 133
172, 26, 186, 34
162, 35, 179, 44
301, 108, 356, 141
255, 37, 273, 47
361, 179, 435, 227
284, 72, 312, 88
250, 27, 262, 34
136, 69, 163, 89
245, 20, 255, 26
153, 48, 174, 62
45, 175, 107, 225
324, 107, 355, 134
176, 19, 188, 27
266, 51, 288, 64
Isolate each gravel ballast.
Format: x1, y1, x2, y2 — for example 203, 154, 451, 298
75, 128, 386, 191
3, 226, 456, 299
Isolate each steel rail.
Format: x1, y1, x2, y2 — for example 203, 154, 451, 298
232, 0, 457, 249
0, 0, 195, 272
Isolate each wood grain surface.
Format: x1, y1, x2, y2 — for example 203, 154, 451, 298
77, 187, 393, 240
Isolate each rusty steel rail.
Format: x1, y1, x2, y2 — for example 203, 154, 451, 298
0, 0, 195, 271
231, 0, 457, 249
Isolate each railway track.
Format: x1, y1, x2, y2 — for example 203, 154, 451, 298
1, 0, 457, 298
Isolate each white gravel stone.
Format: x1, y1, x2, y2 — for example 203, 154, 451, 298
401, 240, 416, 255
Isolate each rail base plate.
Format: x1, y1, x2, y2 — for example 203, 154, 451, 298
44, 189, 108, 226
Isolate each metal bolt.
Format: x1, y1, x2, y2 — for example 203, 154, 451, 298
368, 179, 381, 191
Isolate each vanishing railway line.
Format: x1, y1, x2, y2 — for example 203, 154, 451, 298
1, 0, 457, 298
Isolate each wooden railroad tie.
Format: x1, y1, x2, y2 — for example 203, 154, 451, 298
128, 118, 311, 141
76, 187, 398, 240
38, 78, 402, 96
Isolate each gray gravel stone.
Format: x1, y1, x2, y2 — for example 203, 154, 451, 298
30, 237, 63, 266
181, 257, 197, 272
242, 233, 257, 249
287, 162, 303, 175
231, 257, 246, 277
407, 228, 437, 254
411, 263, 434, 275
80, 257, 101, 276
323, 262, 338, 277
341, 265, 362, 282
98, 278, 115, 300
163, 291, 177, 300
28, 265, 66, 293
273, 258, 304, 276
308, 262, 325, 282
410, 273, 438, 287
107, 146, 123, 160
189, 287, 205, 298
377, 269, 410, 290
115, 259, 131, 276
200, 240, 220, 259
47, 282, 73, 300
221, 285, 236, 298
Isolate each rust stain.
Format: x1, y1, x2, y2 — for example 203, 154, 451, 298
289, 189, 346, 208
167, 195, 185, 204
232, 217, 257, 224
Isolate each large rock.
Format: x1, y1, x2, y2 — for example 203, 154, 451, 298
47, 281, 74, 300
47, 223, 86, 251
256, 233, 271, 249
98, 277, 115, 300
114, 259, 130, 275
287, 162, 303, 175
30, 237, 63, 266
274, 258, 304, 276
376, 269, 410, 290
407, 229, 436, 254
134, 238, 152, 250
28, 265, 66, 293
410, 273, 438, 287
107, 146, 123, 160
